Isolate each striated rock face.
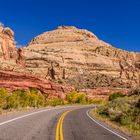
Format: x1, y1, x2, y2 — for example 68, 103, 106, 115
24, 26, 140, 89
0, 25, 139, 99
0, 24, 16, 60
0, 70, 74, 99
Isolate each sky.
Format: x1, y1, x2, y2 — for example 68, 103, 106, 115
0, 0, 140, 52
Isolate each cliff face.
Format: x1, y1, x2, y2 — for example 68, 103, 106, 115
0, 70, 73, 99
24, 26, 140, 89
0, 25, 25, 70
0, 25, 139, 99
0, 24, 16, 60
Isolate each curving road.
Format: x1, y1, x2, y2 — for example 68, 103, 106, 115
0, 106, 132, 140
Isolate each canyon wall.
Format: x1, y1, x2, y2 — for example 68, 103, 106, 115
0, 24, 16, 60
24, 26, 140, 89
0, 25, 139, 99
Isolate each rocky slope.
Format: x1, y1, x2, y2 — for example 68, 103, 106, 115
0, 24, 74, 99
0, 70, 73, 99
24, 26, 140, 89
0, 25, 139, 99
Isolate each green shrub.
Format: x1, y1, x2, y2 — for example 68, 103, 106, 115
6, 89, 45, 109
75, 93, 87, 104
0, 88, 9, 109
88, 98, 104, 104
29, 88, 39, 94
66, 91, 87, 104
66, 91, 78, 103
46, 98, 64, 106
27, 90, 45, 108
109, 92, 125, 101
96, 95, 140, 134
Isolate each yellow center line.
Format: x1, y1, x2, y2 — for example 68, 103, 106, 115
55, 109, 75, 140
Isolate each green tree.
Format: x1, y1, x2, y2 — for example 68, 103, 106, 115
109, 92, 125, 101
0, 88, 9, 109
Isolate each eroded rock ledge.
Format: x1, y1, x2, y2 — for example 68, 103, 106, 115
0, 70, 73, 99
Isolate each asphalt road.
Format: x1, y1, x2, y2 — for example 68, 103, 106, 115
0, 106, 132, 140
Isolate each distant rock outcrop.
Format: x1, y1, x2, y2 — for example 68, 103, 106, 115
0, 24, 16, 60
0, 24, 26, 70
24, 26, 140, 89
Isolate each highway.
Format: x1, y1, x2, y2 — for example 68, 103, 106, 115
0, 106, 131, 140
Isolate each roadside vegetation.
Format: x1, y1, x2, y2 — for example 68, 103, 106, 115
0, 88, 103, 114
93, 87, 140, 139
66, 90, 104, 104
0, 88, 46, 112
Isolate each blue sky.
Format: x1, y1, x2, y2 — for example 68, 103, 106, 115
0, 0, 140, 52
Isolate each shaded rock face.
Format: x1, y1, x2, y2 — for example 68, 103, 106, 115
0, 70, 73, 99
24, 26, 140, 89
0, 25, 16, 60
16, 48, 25, 66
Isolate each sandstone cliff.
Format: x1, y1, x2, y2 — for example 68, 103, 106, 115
24, 26, 140, 89
0, 24, 25, 70
0, 25, 139, 99
0, 70, 73, 99
0, 24, 16, 60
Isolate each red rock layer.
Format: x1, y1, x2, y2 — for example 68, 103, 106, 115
0, 70, 74, 99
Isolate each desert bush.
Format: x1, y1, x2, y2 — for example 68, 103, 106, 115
46, 98, 64, 106
66, 91, 87, 104
6, 89, 45, 109
0, 88, 9, 109
109, 92, 125, 101
128, 87, 140, 96
75, 93, 87, 104
66, 91, 78, 103
88, 98, 104, 104
96, 95, 140, 134
26, 89, 45, 107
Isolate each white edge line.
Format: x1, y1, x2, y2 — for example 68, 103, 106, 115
86, 110, 128, 140
0, 106, 72, 127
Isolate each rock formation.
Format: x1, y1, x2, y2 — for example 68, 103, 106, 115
0, 24, 16, 60
24, 26, 140, 89
0, 25, 139, 99
0, 70, 73, 99
16, 48, 25, 66
0, 24, 26, 70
